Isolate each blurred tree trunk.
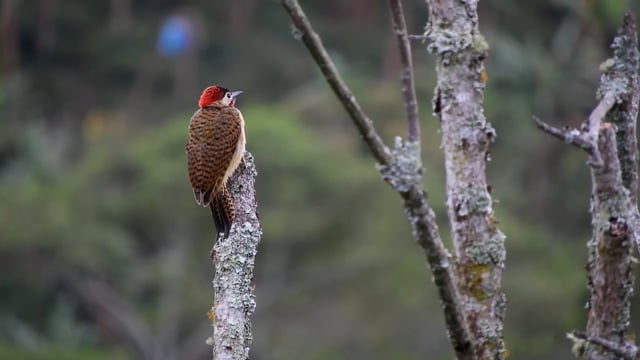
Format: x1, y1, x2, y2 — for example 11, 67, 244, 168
109, 0, 132, 33
228, 0, 256, 35
36, 0, 56, 51
0, 0, 20, 74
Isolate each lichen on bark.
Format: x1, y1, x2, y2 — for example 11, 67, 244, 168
210, 152, 262, 360
425, 0, 507, 357
581, 13, 639, 360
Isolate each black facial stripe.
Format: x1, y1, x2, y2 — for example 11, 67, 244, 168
219, 87, 230, 94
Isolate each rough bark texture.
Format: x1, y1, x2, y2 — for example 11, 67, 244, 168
425, 0, 507, 358
535, 13, 639, 360
582, 13, 639, 360
209, 152, 262, 360
281, 1, 474, 358
605, 14, 640, 206
584, 125, 635, 360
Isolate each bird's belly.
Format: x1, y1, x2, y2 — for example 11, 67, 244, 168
222, 129, 246, 186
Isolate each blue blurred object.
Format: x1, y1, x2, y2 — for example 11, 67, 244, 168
157, 16, 194, 57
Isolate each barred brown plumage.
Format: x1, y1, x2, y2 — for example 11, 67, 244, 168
186, 85, 246, 257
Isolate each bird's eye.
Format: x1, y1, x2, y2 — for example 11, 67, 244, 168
226, 93, 231, 98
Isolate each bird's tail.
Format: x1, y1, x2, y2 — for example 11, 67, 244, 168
209, 185, 235, 255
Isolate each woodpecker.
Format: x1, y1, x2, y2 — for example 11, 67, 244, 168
186, 85, 245, 256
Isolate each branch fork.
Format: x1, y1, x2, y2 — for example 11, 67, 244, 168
534, 90, 617, 168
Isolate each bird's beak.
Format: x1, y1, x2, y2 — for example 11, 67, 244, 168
231, 91, 243, 99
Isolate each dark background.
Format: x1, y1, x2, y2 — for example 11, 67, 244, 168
1, 1, 640, 359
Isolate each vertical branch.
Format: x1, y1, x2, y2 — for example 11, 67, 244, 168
388, 0, 420, 143
584, 125, 635, 360
606, 13, 640, 206
583, 13, 639, 360
210, 152, 262, 360
536, 13, 639, 360
425, 0, 507, 358
280, 1, 474, 358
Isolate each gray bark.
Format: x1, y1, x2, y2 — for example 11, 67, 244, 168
281, 0, 474, 358
425, 0, 507, 358
210, 152, 262, 360
583, 13, 639, 360
584, 125, 635, 360
536, 12, 640, 360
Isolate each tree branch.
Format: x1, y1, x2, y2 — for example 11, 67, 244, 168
533, 116, 594, 154
588, 92, 617, 149
533, 90, 618, 168
210, 152, 262, 360
281, 1, 473, 358
605, 12, 640, 255
568, 331, 639, 360
585, 124, 635, 360
280, 0, 391, 165
584, 14, 639, 360
425, 0, 507, 358
388, 0, 420, 143
536, 13, 639, 360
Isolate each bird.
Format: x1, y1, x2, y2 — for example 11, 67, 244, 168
186, 85, 245, 256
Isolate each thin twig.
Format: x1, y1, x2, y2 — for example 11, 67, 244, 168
388, 0, 420, 142
588, 91, 616, 145
569, 331, 639, 360
408, 34, 428, 42
534, 92, 618, 168
533, 116, 594, 153
280, 0, 391, 165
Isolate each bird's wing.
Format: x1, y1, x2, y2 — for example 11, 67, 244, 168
186, 107, 242, 206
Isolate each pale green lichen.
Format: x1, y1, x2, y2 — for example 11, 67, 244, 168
466, 231, 506, 265
212, 151, 262, 360
425, 21, 474, 65
453, 184, 491, 218
477, 317, 501, 341
471, 34, 489, 53
376, 138, 422, 192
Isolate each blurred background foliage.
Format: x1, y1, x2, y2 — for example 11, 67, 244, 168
1, 1, 640, 359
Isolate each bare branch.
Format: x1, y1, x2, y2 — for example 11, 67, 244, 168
603, 12, 640, 259
568, 331, 639, 360
605, 12, 640, 205
280, 0, 391, 165
211, 152, 262, 360
533, 116, 595, 154
584, 124, 635, 360
280, 1, 473, 357
533, 91, 621, 168
587, 92, 616, 145
408, 34, 428, 42
388, 0, 420, 142
533, 89, 618, 169
538, 14, 639, 360
580, 14, 640, 360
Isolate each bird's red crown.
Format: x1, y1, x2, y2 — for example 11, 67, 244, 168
198, 85, 230, 107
